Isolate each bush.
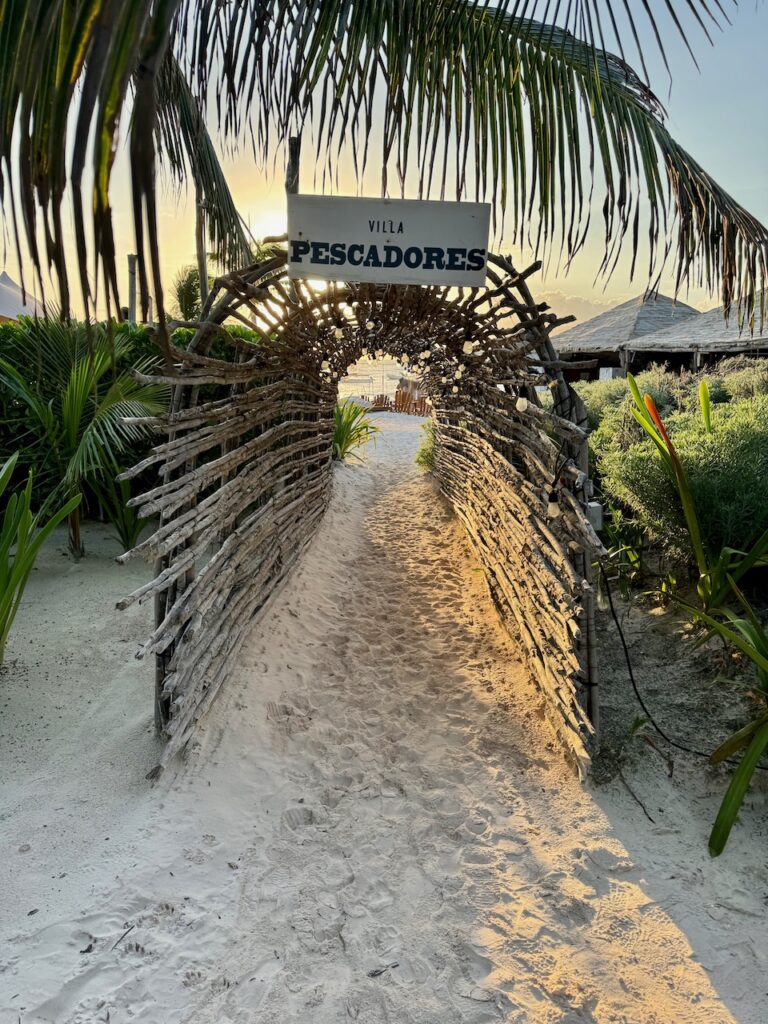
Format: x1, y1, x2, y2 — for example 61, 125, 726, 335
575, 364, 695, 431
721, 360, 768, 401
415, 420, 436, 471
573, 376, 628, 430
598, 396, 768, 564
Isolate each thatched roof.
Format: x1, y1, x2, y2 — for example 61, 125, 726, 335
626, 302, 768, 353
554, 293, 700, 355
0, 270, 41, 319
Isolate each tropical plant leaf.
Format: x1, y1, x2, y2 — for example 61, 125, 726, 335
332, 399, 379, 462
709, 714, 768, 766
1, 0, 764, 332
709, 720, 768, 856
155, 54, 252, 272
699, 379, 713, 433
0, 453, 81, 661
0, 317, 168, 551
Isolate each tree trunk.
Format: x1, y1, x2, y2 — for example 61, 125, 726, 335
68, 505, 84, 560
196, 187, 208, 311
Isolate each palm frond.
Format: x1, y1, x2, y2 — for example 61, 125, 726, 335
1, 0, 764, 327
155, 53, 253, 271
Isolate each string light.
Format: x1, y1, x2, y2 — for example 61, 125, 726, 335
516, 396, 528, 413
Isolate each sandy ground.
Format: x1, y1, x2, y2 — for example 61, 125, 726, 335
2, 414, 768, 1023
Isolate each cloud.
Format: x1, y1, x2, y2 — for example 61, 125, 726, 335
539, 290, 629, 333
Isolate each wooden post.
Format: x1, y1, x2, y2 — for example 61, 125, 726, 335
285, 135, 301, 196
127, 254, 137, 323
195, 187, 209, 309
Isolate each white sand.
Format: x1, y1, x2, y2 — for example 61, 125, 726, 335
2, 414, 767, 1023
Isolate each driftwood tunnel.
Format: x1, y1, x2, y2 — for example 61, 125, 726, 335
120, 252, 603, 777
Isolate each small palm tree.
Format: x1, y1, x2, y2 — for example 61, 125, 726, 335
172, 265, 202, 321
332, 400, 380, 462
0, 319, 168, 558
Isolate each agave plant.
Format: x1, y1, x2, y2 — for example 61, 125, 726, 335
0, 453, 80, 664
332, 401, 380, 463
627, 374, 768, 612
0, 319, 168, 557
1, 3, 765, 333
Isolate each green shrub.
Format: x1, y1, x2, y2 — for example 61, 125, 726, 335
573, 376, 628, 430
332, 400, 379, 462
0, 318, 168, 557
598, 396, 768, 564
722, 361, 768, 401
575, 364, 693, 432
415, 420, 436, 471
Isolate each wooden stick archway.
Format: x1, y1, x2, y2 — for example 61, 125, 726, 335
119, 251, 603, 778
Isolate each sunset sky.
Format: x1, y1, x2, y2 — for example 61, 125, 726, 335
11, 4, 768, 325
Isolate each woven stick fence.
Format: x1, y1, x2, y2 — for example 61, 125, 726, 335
120, 251, 603, 777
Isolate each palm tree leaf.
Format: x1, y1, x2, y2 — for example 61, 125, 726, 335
2, 0, 763, 328
155, 53, 253, 270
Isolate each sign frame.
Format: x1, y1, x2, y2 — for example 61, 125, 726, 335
287, 194, 491, 288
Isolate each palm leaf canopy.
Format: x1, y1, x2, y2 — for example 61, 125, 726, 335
0, 1, 765, 329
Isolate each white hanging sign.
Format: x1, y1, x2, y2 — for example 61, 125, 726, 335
287, 195, 491, 287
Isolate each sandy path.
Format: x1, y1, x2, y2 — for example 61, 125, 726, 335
1, 415, 761, 1023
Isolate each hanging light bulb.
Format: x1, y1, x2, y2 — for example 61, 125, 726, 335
441, 376, 448, 384
454, 370, 462, 380
365, 320, 375, 330
451, 385, 459, 394
546, 490, 561, 518
462, 340, 474, 355
334, 326, 344, 340
516, 396, 528, 413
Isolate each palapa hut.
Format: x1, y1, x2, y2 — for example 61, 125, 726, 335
0, 270, 41, 321
554, 293, 700, 379
626, 301, 768, 370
